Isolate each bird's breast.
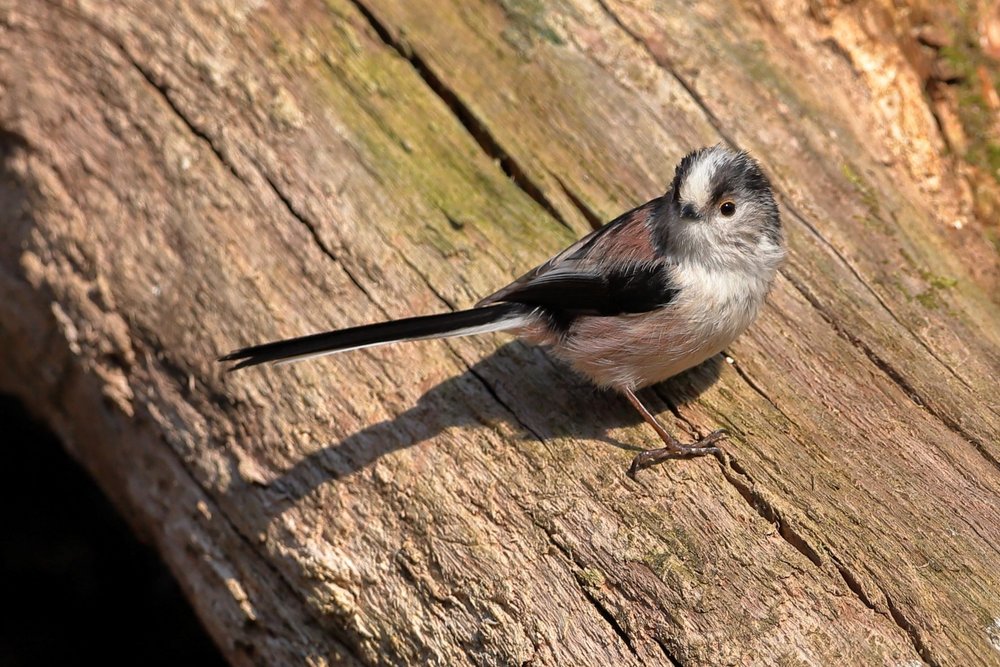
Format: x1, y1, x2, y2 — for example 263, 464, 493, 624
548, 264, 770, 390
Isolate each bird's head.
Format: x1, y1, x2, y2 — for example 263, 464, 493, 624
665, 145, 783, 269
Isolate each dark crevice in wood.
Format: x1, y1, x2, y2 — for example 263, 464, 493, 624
831, 558, 876, 611
132, 48, 374, 306
552, 173, 605, 231
726, 360, 778, 412
546, 520, 689, 665
537, 522, 645, 661
664, 407, 932, 662
390, 258, 593, 483
592, 0, 737, 147
582, 602, 638, 658
386, 246, 559, 454
394, 251, 460, 311
395, 253, 553, 446
379, 234, 554, 453
881, 586, 939, 667
117, 26, 379, 313
0, 127, 32, 155
578, 585, 639, 658
465, 363, 547, 444
721, 451, 934, 663
716, 454, 824, 567
654, 638, 684, 667
670, 386, 933, 666
125, 53, 245, 185
827, 551, 941, 667
783, 269, 1000, 473
346, 0, 573, 231
724, 356, 801, 430
779, 200, 982, 401
259, 173, 376, 304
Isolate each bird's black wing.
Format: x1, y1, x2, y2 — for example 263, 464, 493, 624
486, 260, 677, 318
478, 196, 675, 318
484, 197, 666, 296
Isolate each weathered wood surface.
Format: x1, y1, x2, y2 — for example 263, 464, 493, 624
2, 0, 999, 664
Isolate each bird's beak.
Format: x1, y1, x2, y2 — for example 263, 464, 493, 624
680, 203, 699, 220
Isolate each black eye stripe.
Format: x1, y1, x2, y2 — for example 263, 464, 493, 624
710, 182, 730, 204
709, 161, 742, 202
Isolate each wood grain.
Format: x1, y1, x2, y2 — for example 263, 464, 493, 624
1, 0, 998, 664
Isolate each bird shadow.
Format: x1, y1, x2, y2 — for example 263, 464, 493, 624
252, 342, 723, 520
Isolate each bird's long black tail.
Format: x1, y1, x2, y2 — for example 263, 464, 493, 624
219, 302, 527, 371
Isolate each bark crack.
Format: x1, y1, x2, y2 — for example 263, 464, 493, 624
880, 585, 939, 667
126, 57, 245, 184
259, 173, 375, 303
654, 638, 684, 667
592, 0, 736, 146
783, 268, 1000, 473
535, 520, 645, 660
661, 406, 933, 664
827, 549, 941, 666
464, 363, 547, 444
131, 56, 375, 306
552, 172, 605, 231
723, 464, 932, 665
724, 355, 801, 430
391, 250, 555, 448
715, 452, 823, 568
579, 586, 639, 657
781, 199, 981, 401
76, 5, 381, 315
345, 0, 572, 231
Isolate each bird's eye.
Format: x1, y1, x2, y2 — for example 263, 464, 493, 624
720, 201, 736, 217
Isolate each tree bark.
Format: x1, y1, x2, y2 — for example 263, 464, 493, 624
2, 0, 999, 665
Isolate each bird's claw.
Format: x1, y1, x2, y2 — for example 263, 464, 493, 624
627, 429, 727, 479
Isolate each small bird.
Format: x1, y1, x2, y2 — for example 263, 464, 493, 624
221, 145, 785, 477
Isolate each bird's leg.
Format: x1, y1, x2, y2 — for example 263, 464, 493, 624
622, 387, 725, 478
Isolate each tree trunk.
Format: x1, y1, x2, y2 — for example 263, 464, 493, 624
2, 0, 999, 665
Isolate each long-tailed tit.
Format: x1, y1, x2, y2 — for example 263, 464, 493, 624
221, 145, 785, 477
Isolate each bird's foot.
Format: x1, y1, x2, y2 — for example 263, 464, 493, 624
627, 429, 726, 479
